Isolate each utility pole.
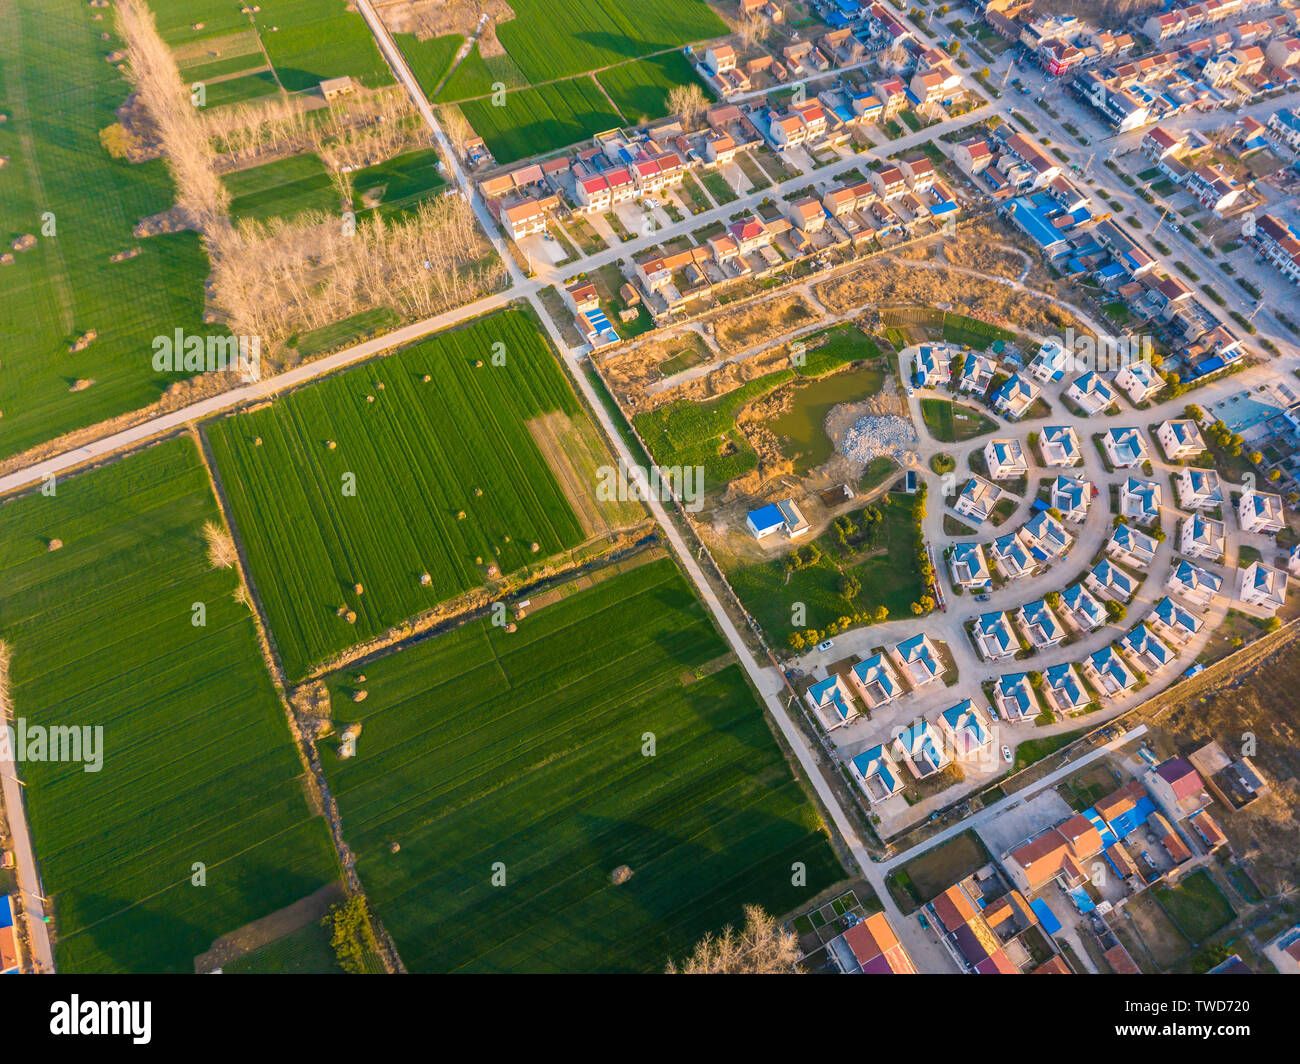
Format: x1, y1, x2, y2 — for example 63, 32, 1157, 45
1151, 204, 1169, 235
1247, 298, 1266, 323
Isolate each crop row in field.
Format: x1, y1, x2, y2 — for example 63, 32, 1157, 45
206, 310, 590, 681
321, 557, 843, 972
459, 79, 623, 166
0, 0, 222, 460
0, 437, 338, 972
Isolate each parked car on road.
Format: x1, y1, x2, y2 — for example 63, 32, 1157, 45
1002, 744, 1013, 763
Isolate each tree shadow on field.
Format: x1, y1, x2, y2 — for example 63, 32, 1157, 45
61, 856, 332, 973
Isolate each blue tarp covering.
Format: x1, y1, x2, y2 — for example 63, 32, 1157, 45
1105, 796, 1157, 841
1031, 898, 1062, 934
1067, 886, 1096, 914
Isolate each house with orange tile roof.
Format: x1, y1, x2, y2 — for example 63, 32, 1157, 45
1002, 814, 1104, 896
830, 912, 918, 973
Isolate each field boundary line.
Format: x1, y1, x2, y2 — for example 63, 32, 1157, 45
189, 425, 407, 974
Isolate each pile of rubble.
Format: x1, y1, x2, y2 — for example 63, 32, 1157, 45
841, 414, 917, 467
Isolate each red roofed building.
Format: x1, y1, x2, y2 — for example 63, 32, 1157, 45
926, 883, 1021, 974
1145, 757, 1211, 820
1003, 814, 1104, 896
835, 912, 918, 973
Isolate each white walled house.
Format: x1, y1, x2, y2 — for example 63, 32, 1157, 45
1180, 513, 1225, 562
1176, 467, 1223, 510
1239, 489, 1285, 535
1238, 562, 1288, 614
1104, 428, 1149, 469
984, 439, 1028, 480
1156, 419, 1206, 461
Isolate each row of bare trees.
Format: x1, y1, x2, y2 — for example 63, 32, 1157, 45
117, 0, 230, 236
204, 88, 422, 171
115, 0, 503, 361
211, 197, 503, 350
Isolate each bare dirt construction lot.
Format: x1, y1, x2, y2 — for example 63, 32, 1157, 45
711, 294, 821, 354
376, 0, 516, 53
814, 256, 1078, 337
1134, 624, 1300, 899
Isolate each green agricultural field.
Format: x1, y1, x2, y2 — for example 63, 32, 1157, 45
349, 148, 445, 217
152, 0, 393, 90
148, 0, 253, 45
198, 69, 282, 109
460, 79, 623, 165
223, 920, 345, 974
495, 0, 726, 84
434, 43, 530, 102
207, 310, 597, 681
248, 0, 393, 91
0, 437, 339, 973
0, 0, 226, 460
321, 557, 842, 972
224, 153, 342, 224
392, 32, 463, 98
597, 51, 704, 125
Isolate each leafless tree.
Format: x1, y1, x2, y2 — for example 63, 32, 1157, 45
665, 905, 801, 974
667, 83, 709, 130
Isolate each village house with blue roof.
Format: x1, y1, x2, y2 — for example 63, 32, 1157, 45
1120, 623, 1175, 674
893, 718, 951, 779
1239, 561, 1289, 614
805, 674, 859, 733
1156, 418, 1206, 461
1179, 512, 1225, 562
954, 474, 1002, 524
1149, 596, 1203, 645
912, 343, 952, 388
892, 633, 944, 688
991, 531, 1036, 580
1087, 557, 1139, 603
1104, 427, 1149, 469
1016, 598, 1064, 650
1118, 478, 1162, 525
957, 353, 997, 395
1166, 559, 1223, 610
940, 700, 994, 760
993, 673, 1038, 723
1022, 510, 1072, 562
947, 541, 991, 589
973, 611, 1016, 662
991, 373, 1039, 420
1066, 371, 1117, 416
1176, 466, 1222, 510
1085, 645, 1139, 698
1051, 475, 1090, 522
745, 499, 810, 540
849, 653, 903, 710
1043, 663, 1090, 715
1039, 425, 1082, 467
1060, 582, 1107, 632
1108, 522, 1158, 569
984, 438, 1027, 480
850, 744, 904, 804
1115, 359, 1165, 404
